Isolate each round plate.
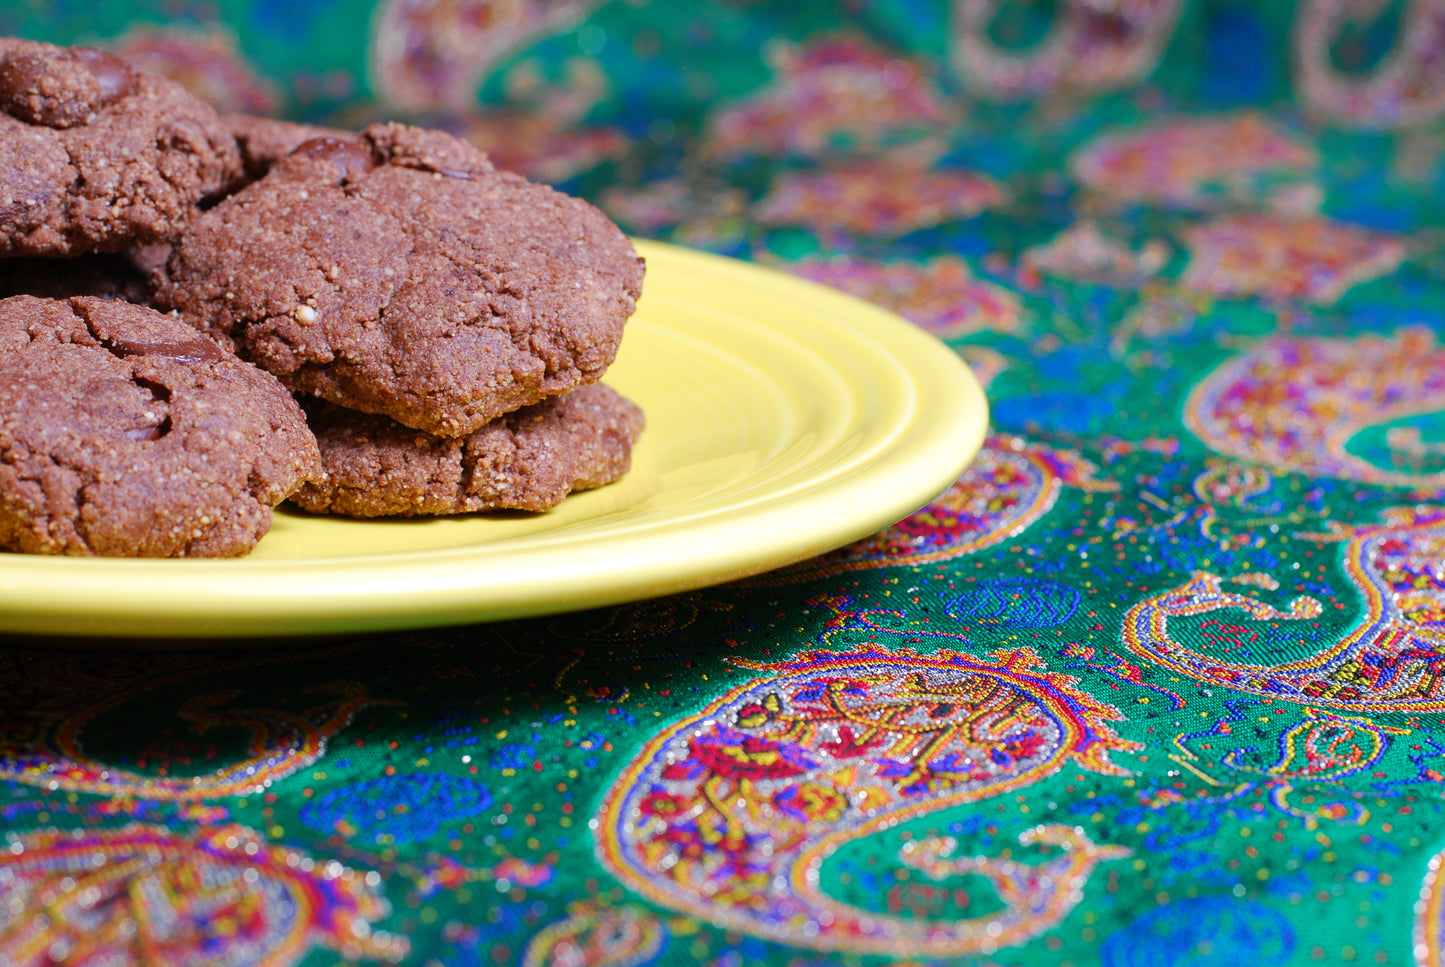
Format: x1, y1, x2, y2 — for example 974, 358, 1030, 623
0, 241, 987, 639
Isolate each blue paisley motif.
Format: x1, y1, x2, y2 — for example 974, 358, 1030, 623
946, 577, 1082, 627
300, 772, 493, 845
1100, 896, 1295, 967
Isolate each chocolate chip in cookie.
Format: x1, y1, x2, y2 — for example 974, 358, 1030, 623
156, 122, 644, 438
224, 111, 340, 183
0, 295, 321, 556
0, 37, 242, 257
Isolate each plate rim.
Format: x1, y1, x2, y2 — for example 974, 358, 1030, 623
0, 240, 988, 639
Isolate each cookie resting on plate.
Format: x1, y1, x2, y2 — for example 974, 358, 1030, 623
156, 122, 645, 438
0, 37, 241, 257
0, 295, 321, 556
291, 383, 644, 517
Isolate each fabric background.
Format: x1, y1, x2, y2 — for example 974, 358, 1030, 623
3, 1, 1444, 964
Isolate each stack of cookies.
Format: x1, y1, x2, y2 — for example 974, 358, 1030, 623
0, 38, 645, 557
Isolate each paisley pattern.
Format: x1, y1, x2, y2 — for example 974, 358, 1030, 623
462, 110, 626, 182
0, 675, 375, 800
1022, 221, 1169, 285
1185, 328, 1445, 487
1294, 0, 1445, 129
108, 25, 280, 114
1164, 705, 1410, 826
596, 636, 1137, 955
0, 824, 403, 967
521, 903, 666, 967
705, 33, 953, 159
753, 159, 1008, 237
769, 435, 1113, 582
598, 177, 748, 236
1122, 508, 1445, 711
1221, 709, 1404, 783
1070, 113, 1317, 209
1179, 214, 1404, 304
784, 254, 1024, 339
299, 773, 494, 844
1101, 897, 1296, 967
947, 576, 1082, 626
952, 0, 1185, 99
369, 0, 602, 113
459, 56, 626, 180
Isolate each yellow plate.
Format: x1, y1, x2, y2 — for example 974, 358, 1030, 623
0, 241, 988, 639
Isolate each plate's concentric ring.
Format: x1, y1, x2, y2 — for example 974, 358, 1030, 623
0, 241, 988, 639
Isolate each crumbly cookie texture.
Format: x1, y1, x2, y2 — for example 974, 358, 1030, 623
291, 383, 645, 517
156, 122, 645, 438
0, 38, 242, 256
0, 295, 321, 556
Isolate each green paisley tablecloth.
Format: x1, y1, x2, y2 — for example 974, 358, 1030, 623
4, 1, 1445, 964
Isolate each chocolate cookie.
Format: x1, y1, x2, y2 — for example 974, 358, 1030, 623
157, 122, 644, 437
224, 112, 337, 181
0, 38, 241, 256
291, 383, 644, 517
0, 295, 321, 556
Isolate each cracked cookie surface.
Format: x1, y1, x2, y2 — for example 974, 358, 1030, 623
224, 111, 338, 183
0, 295, 321, 556
156, 122, 645, 437
292, 383, 644, 517
0, 38, 242, 257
